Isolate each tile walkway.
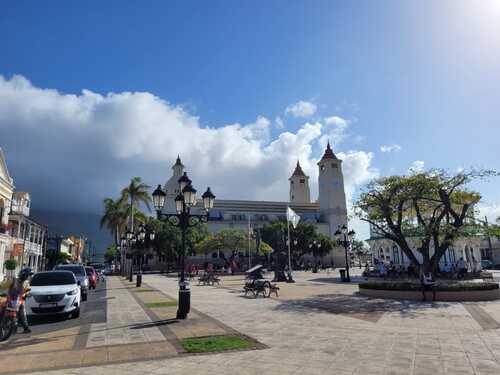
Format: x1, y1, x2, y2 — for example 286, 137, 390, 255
19, 271, 500, 374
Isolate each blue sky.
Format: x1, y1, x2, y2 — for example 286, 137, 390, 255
1, 0, 500, 238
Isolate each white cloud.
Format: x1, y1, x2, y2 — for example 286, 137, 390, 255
324, 116, 348, 127
318, 115, 351, 147
0, 75, 376, 239
275, 116, 284, 129
380, 144, 402, 153
285, 100, 317, 118
408, 160, 425, 174
477, 203, 500, 224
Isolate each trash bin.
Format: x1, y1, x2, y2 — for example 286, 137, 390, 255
339, 269, 346, 282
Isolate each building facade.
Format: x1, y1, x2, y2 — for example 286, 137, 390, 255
8, 192, 47, 273
157, 142, 349, 266
367, 223, 482, 271
0, 148, 14, 281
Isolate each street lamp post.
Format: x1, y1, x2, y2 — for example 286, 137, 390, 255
308, 241, 321, 273
152, 175, 215, 320
334, 224, 356, 282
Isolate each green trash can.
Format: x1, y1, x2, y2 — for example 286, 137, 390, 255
339, 269, 346, 282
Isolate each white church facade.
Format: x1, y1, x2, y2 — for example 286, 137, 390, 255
160, 142, 349, 266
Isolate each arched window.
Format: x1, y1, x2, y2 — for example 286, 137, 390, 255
0, 198, 4, 224
392, 245, 400, 264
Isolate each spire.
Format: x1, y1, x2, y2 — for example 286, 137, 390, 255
291, 160, 306, 177
174, 155, 184, 167
319, 141, 338, 161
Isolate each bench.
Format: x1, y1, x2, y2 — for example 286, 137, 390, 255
198, 273, 220, 286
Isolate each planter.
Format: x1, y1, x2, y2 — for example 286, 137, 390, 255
359, 287, 500, 301
359, 280, 500, 301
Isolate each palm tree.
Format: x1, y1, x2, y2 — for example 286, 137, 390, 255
121, 177, 152, 232
100, 197, 128, 246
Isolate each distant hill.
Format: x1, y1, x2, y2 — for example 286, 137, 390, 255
30, 209, 112, 262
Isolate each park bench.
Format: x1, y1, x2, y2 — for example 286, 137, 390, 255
198, 273, 221, 286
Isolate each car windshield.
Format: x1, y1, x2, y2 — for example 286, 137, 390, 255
55, 266, 85, 276
31, 272, 76, 286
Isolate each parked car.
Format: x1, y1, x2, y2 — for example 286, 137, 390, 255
481, 260, 494, 270
85, 267, 97, 289
26, 271, 81, 318
54, 264, 89, 301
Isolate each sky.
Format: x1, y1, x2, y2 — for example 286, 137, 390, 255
1, 0, 500, 241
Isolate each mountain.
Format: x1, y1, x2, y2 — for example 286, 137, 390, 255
30, 209, 112, 262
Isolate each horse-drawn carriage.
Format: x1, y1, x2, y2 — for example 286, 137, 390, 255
243, 265, 279, 298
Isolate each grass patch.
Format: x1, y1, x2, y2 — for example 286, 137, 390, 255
135, 289, 155, 293
145, 301, 177, 308
180, 335, 254, 353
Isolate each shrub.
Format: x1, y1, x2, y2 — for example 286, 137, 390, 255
4, 258, 17, 271
359, 280, 499, 292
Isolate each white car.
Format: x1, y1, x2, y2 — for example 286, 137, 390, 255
26, 271, 81, 319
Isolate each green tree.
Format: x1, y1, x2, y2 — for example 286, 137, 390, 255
258, 241, 273, 255
260, 221, 320, 260
100, 197, 128, 246
121, 177, 152, 231
148, 218, 208, 265
355, 169, 497, 273
104, 245, 119, 263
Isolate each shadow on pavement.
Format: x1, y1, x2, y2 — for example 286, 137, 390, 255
129, 319, 178, 330
274, 293, 452, 323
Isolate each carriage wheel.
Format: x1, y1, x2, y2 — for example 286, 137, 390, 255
263, 281, 271, 298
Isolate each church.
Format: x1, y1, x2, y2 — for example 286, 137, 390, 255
160, 142, 350, 266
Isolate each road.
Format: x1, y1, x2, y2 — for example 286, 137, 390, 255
26, 277, 107, 336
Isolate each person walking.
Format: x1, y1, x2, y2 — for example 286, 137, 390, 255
421, 271, 436, 301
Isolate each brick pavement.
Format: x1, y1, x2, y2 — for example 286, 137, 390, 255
13, 270, 500, 374
1, 275, 250, 374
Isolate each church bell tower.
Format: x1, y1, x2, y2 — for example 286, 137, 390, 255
289, 161, 311, 203
162, 155, 184, 212
317, 142, 347, 236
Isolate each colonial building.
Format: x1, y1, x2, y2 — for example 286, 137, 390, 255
367, 222, 482, 270
158, 142, 349, 266
0, 148, 14, 281
8, 192, 47, 273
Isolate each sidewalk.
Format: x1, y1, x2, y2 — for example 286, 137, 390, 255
1, 276, 255, 374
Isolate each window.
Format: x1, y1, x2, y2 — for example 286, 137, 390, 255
300, 179, 305, 183
331, 164, 338, 169
392, 245, 400, 264
290, 181, 294, 184
31, 271, 76, 286
320, 165, 325, 172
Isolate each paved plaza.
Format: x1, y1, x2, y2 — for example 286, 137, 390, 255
6, 270, 500, 375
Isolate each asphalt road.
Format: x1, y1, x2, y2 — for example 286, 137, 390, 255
26, 278, 107, 336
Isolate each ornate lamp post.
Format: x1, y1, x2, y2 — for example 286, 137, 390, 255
152, 175, 215, 320
308, 240, 321, 273
122, 224, 155, 286
334, 224, 356, 282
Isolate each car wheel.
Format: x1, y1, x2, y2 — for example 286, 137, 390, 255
82, 293, 88, 302
72, 307, 80, 319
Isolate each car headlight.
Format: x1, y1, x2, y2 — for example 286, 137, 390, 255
67, 289, 79, 296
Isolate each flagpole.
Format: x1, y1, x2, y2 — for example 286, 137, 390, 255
287, 207, 293, 280
248, 217, 251, 270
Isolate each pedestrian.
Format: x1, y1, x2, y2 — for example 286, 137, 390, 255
421, 271, 436, 301
457, 257, 467, 279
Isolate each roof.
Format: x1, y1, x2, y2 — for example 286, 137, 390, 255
318, 141, 339, 162
173, 155, 184, 168
290, 161, 307, 178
